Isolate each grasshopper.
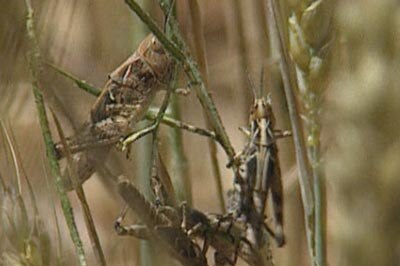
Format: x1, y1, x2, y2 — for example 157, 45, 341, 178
115, 152, 207, 265
54, 34, 175, 190
249, 95, 285, 247
231, 72, 290, 250
115, 151, 272, 266
116, 176, 207, 266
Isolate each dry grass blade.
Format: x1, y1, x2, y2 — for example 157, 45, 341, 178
51, 110, 107, 266
0, 121, 22, 194
0, 182, 51, 265
4, 121, 40, 215
0, 123, 52, 265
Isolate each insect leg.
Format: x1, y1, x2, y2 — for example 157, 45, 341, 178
267, 159, 285, 247
114, 205, 151, 239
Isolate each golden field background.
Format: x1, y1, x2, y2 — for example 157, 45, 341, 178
1, 0, 400, 265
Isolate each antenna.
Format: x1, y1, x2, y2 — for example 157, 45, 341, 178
246, 70, 259, 100
259, 64, 265, 99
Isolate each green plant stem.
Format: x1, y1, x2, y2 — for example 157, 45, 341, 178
187, 0, 225, 211
33, 89, 87, 266
159, 0, 192, 204
127, 3, 156, 264
264, 0, 315, 264
122, 64, 174, 150
125, 0, 236, 169
147, 108, 217, 140
135, 128, 155, 266
167, 95, 192, 204
307, 97, 326, 266
312, 145, 326, 266
125, 0, 184, 61
25, 1, 87, 264
47, 62, 101, 97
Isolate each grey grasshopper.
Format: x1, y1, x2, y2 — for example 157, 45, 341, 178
115, 152, 270, 266
249, 93, 285, 247
234, 73, 290, 249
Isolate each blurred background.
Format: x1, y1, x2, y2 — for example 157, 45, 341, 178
1, 0, 400, 265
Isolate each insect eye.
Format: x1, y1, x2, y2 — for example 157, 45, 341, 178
150, 37, 164, 53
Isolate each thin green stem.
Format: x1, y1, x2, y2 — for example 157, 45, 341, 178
25, 1, 87, 264
122, 71, 173, 149
147, 108, 217, 140
135, 128, 155, 266
125, 0, 185, 62
33, 89, 87, 266
313, 146, 326, 266
166, 95, 192, 204
46, 62, 101, 96
47, 62, 101, 97
307, 96, 326, 266
158, 0, 192, 204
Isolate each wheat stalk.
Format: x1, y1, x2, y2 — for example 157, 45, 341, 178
288, 1, 333, 266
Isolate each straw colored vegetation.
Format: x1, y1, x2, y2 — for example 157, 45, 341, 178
1, 0, 400, 265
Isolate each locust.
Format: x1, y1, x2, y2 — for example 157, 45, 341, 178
232, 72, 291, 250
116, 175, 207, 266
114, 151, 207, 266
54, 34, 174, 190
114, 150, 273, 266
249, 94, 285, 247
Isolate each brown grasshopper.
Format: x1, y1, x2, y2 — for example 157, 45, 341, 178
116, 175, 207, 266
54, 34, 175, 190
